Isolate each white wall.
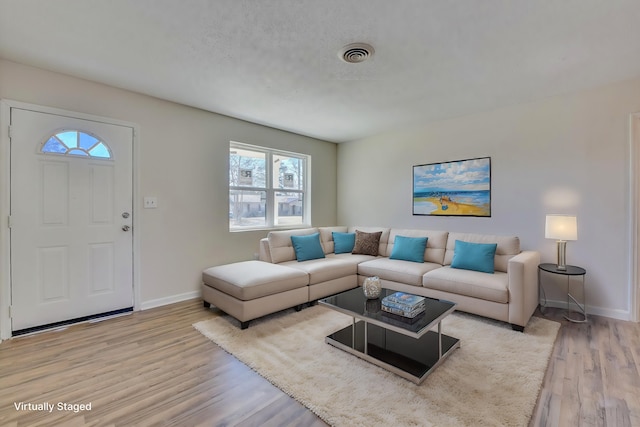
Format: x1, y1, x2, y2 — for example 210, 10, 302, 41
0, 59, 337, 308
338, 77, 640, 320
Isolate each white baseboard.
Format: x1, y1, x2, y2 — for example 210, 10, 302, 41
540, 299, 632, 322
140, 291, 201, 311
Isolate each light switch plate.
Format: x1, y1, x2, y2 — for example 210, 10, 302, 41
143, 197, 158, 209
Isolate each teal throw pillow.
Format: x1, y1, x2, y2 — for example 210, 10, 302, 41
450, 240, 497, 273
291, 233, 325, 262
333, 232, 356, 254
389, 235, 428, 263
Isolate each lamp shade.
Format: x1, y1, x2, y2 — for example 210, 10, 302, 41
545, 215, 577, 241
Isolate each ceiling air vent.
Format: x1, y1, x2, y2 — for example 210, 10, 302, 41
339, 43, 374, 64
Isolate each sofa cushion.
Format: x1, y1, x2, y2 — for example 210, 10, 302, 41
386, 229, 448, 264
451, 240, 497, 273
202, 261, 309, 301
358, 258, 441, 287
423, 266, 509, 303
268, 228, 320, 264
281, 258, 356, 285
291, 233, 325, 262
352, 230, 383, 256
333, 232, 356, 254
330, 253, 378, 265
389, 235, 428, 263
444, 232, 520, 273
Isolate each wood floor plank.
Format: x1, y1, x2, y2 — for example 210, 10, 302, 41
1, 300, 639, 426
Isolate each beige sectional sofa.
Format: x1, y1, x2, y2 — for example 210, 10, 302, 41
202, 226, 539, 331
261, 226, 539, 331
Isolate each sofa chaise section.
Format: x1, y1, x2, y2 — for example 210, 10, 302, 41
201, 260, 309, 329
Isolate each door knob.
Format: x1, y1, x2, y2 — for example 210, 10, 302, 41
122, 225, 130, 231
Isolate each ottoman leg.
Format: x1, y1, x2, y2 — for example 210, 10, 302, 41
203, 301, 211, 308
240, 320, 250, 330
295, 304, 303, 312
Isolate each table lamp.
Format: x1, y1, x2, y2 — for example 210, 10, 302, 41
545, 214, 577, 270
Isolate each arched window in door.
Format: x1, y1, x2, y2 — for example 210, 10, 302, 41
40, 130, 112, 159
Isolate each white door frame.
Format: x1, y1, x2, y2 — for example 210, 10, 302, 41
631, 112, 640, 323
0, 99, 141, 340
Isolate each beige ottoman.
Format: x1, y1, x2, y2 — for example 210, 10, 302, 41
202, 260, 309, 329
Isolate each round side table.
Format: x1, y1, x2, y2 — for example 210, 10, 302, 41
538, 263, 587, 323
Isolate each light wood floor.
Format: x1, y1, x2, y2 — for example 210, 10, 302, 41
0, 300, 638, 427
530, 307, 640, 427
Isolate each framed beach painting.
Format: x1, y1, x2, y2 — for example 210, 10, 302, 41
413, 157, 491, 217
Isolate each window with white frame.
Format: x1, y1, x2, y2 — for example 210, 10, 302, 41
41, 130, 112, 159
229, 142, 310, 231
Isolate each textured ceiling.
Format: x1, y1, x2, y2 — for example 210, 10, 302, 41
1, 0, 640, 143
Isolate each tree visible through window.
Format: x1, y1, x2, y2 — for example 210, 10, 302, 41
229, 142, 310, 230
41, 130, 112, 159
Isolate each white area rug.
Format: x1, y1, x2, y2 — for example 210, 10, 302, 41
194, 306, 560, 427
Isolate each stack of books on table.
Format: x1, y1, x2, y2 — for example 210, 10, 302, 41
381, 292, 426, 318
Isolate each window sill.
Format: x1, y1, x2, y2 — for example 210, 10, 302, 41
229, 224, 312, 233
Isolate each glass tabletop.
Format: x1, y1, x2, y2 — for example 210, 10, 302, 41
319, 287, 456, 337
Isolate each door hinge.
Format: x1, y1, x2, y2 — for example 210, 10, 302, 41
7, 215, 12, 228
8, 306, 12, 319
8, 125, 12, 139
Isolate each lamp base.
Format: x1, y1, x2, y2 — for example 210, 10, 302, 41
556, 240, 567, 270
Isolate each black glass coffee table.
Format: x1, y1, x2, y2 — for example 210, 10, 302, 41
319, 287, 459, 384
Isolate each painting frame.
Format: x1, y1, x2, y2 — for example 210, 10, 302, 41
413, 157, 491, 217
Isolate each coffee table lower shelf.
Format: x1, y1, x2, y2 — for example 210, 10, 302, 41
326, 320, 460, 384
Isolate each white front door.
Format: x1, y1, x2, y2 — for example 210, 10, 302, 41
10, 108, 134, 331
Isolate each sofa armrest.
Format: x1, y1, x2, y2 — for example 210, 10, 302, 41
507, 250, 541, 327
259, 238, 273, 263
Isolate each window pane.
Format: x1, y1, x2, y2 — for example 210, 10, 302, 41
57, 131, 78, 148
89, 143, 111, 158
273, 155, 304, 190
229, 190, 266, 228
229, 148, 266, 188
40, 131, 112, 159
79, 132, 99, 150
275, 192, 303, 226
42, 137, 67, 154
